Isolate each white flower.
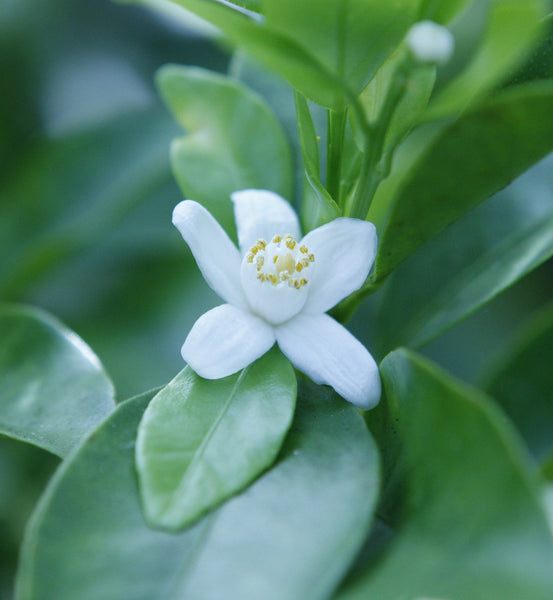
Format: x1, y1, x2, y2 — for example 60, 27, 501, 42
406, 20, 454, 65
172, 189, 381, 409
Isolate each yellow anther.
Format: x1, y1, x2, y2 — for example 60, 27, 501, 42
300, 278, 308, 286
273, 255, 278, 264
256, 239, 267, 249
299, 245, 308, 254
300, 258, 310, 268
247, 253, 255, 263
296, 263, 303, 273
272, 235, 282, 244
285, 238, 296, 250
308, 254, 315, 262
257, 273, 265, 282
256, 255, 264, 266
250, 246, 258, 255
268, 274, 277, 285
284, 234, 293, 239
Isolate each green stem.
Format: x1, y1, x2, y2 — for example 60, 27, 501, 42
349, 62, 411, 219
325, 107, 347, 204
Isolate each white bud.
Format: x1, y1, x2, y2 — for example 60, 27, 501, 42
406, 20, 455, 65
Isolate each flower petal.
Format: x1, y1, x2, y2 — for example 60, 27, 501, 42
301, 218, 377, 314
182, 304, 276, 379
173, 200, 247, 308
231, 189, 301, 254
275, 313, 380, 409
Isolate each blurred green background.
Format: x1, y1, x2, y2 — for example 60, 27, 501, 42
2, 0, 553, 598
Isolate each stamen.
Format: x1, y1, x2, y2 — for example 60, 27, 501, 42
299, 245, 308, 254
308, 254, 315, 262
246, 253, 255, 263
257, 239, 267, 249
285, 238, 296, 250
272, 235, 282, 244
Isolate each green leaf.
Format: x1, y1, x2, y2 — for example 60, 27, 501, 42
294, 92, 340, 231
372, 81, 553, 280
426, 0, 547, 120
17, 384, 379, 600
263, 0, 421, 98
0, 304, 115, 457
136, 348, 296, 530
157, 65, 293, 239
377, 212, 553, 351
338, 348, 553, 600
481, 302, 553, 461
165, 0, 346, 107
419, 0, 472, 23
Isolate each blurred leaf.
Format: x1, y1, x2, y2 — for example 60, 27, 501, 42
162, 0, 347, 107
157, 65, 293, 238
378, 213, 553, 351
0, 106, 177, 300
263, 0, 420, 99
375, 154, 553, 355
372, 81, 553, 280
426, 0, 548, 120
481, 302, 553, 461
136, 349, 296, 530
419, 0, 472, 23
338, 348, 553, 600
0, 304, 115, 457
17, 384, 379, 600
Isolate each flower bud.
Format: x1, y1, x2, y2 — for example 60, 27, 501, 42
406, 20, 455, 65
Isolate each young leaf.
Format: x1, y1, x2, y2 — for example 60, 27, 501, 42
0, 304, 115, 457
338, 348, 553, 600
157, 65, 293, 239
136, 348, 296, 530
481, 302, 553, 461
16, 384, 379, 600
372, 81, 553, 280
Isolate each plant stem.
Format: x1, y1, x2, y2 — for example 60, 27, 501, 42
325, 107, 347, 204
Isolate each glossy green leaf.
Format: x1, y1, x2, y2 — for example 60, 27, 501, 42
378, 212, 553, 351
372, 81, 553, 280
338, 348, 553, 600
482, 302, 553, 461
0, 304, 115, 457
17, 384, 379, 600
136, 348, 296, 529
375, 154, 553, 355
264, 0, 421, 98
427, 0, 547, 120
157, 65, 293, 238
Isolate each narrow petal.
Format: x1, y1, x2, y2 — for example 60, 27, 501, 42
275, 313, 380, 409
301, 218, 377, 314
231, 189, 301, 254
182, 304, 276, 379
173, 201, 247, 308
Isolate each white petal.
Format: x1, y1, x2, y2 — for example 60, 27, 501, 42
301, 218, 377, 314
231, 189, 301, 254
275, 313, 380, 409
182, 304, 276, 379
173, 200, 247, 308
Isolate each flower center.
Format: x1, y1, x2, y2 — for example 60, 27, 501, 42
245, 234, 315, 289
